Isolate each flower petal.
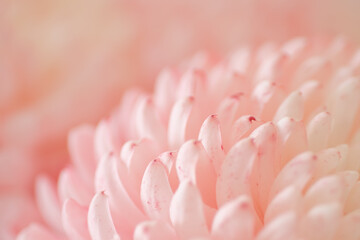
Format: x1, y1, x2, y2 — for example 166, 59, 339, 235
300, 203, 342, 240
57, 167, 93, 206
270, 152, 316, 199
94, 121, 114, 160
95, 153, 145, 237
154, 68, 177, 124
328, 77, 360, 146
198, 114, 225, 174
212, 195, 258, 240
276, 117, 307, 168
255, 212, 298, 240
133, 221, 176, 240
136, 97, 167, 148
176, 140, 217, 208
168, 97, 194, 149
170, 181, 209, 239
88, 192, 120, 240
68, 124, 97, 184
304, 171, 358, 210
141, 159, 173, 222
274, 91, 304, 122
265, 186, 302, 224
250, 122, 278, 215
335, 209, 360, 240
35, 176, 62, 233
17, 223, 59, 240
307, 111, 332, 151
216, 138, 257, 206
62, 198, 90, 240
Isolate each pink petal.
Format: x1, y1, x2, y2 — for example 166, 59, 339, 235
17, 224, 60, 240
293, 57, 330, 88
249, 122, 278, 216
212, 195, 257, 240
169, 181, 209, 239
328, 77, 360, 146
265, 186, 302, 224
94, 121, 114, 160
88, 192, 120, 240
157, 151, 179, 191
133, 221, 176, 240
95, 154, 145, 237
281, 37, 307, 59
57, 167, 93, 206
270, 152, 316, 199
306, 112, 332, 151
276, 117, 307, 168
255, 52, 288, 83
141, 159, 173, 222
335, 209, 360, 240
304, 171, 358, 210
62, 199, 90, 240
177, 69, 206, 99
176, 140, 217, 208
300, 203, 342, 240
157, 151, 176, 174
315, 147, 345, 178
230, 115, 261, 145
136, 97, 167, 148
217, 93, 245, 151
154, 69, 177, 124
251, 81, 285, 122
198, 114, 225, 174
68, 124, 97, 185
345, 130, 360, 170
216, 138, 257, 206
255, 212, 299, 240
299, 80, 324, 118
345, 181, 360, 213
229, 47, 251, 75
120, 139, 159, 203
274, 91, 304, 122
35, 176, 62, 233
168, 97, 194, 149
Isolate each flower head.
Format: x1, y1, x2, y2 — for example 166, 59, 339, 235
18, 37, 360, 240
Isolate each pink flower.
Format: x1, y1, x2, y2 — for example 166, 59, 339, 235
1, 0, 313, 198
15, 36, 360, 240
2, 3, 360, 238
2, 0, 360, 193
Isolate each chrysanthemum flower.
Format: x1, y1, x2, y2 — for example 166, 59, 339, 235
18, 37, 360, 240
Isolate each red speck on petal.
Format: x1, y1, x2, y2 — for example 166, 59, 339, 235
146, 97, 153, 105
239, 201, 249, 209
248, 116, 256, 122
271, 133, 276, 141
230, 92, 244, 100
143, 226, 150, 234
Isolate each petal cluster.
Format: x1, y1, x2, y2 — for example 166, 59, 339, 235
18, 37, 360, 240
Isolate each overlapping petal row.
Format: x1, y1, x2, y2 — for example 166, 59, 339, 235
18, 37, 360, 240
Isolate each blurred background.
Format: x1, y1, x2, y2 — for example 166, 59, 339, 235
1, 0, 360, 238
